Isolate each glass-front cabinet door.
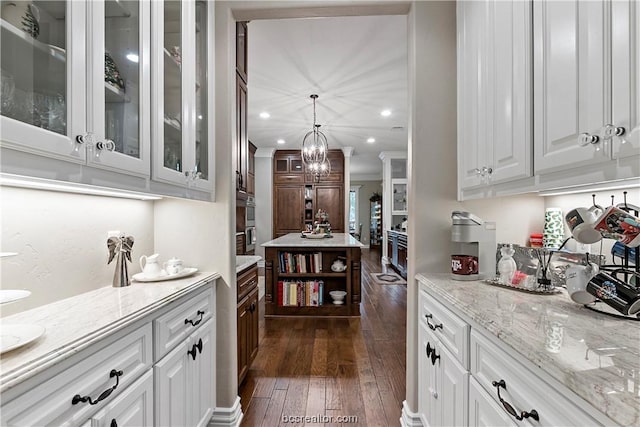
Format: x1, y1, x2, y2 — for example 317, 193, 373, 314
0, 1, 86, 161
392, 179, 408, 214
190, 0, 213, 191
86, 0, 150, 176
152, 0, 213, 191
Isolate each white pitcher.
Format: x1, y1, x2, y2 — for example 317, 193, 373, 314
139, 253, 164, 278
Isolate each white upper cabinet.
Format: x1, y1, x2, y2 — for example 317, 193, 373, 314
0, 0, 214, 199
151, 0, 214, 192
86, 0, 150, 177
457, 0, 531, 194
533, 0, 610, 173
612, 0, 640, 159
0, 1, 86, 162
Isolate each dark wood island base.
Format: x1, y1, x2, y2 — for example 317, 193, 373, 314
263, 233, 363, 318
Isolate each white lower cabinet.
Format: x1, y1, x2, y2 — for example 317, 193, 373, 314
90, 370, 154, 427
0, 281, 216, 427
155, 317, 215, 427
0, 323, 152, 426
469, 376, 516, 427
418, 282, 603, 427
419, 291, 469, 427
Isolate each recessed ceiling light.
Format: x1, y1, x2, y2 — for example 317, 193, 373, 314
126, 53, 139, 63
197, 115, 203, 120
259, 112, 270, 119
277, 139, 285, 144
367, 137, 375, 143
380, 109, 392, 117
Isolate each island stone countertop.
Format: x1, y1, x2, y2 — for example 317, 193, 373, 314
0, 272, 219, 395
262, 232, 364, 248
236, 255, 261, 273
417, 273, 639, 427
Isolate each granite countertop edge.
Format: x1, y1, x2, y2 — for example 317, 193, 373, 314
416, 272, 639, 427
236, 255, 262, 273
0, 272, 220, 394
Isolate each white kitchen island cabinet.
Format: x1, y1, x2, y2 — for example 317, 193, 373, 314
416, 273, 639, 427
0, 0, 215, 201
0, 272, 218, 427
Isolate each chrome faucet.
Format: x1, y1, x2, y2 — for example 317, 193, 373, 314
107, 233, 134, 287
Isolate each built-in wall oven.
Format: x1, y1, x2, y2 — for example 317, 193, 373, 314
245, 196, 256, 253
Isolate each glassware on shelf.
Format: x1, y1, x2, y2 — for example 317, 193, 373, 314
0, 68, 15, 114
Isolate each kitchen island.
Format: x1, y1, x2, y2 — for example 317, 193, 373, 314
416, 273, 639, 427
262, 233, 364, 317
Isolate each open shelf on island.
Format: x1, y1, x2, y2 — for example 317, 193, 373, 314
263, 235, 362, 318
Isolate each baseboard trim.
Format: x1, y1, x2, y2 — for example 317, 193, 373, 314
400, 400, 423, 427
209, 396, 244, 427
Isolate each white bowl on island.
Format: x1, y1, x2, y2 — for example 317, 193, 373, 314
329, 290, 347, 305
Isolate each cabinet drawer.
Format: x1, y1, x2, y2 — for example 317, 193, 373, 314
237, 264, 258, 301
90, 369, 153, 427
471, 330, 599, 427
419, 288, 469, 369
469, 376, 517, 427
274, 174, 304, 184
154, 288, 214, 361
1, 323, 152, 426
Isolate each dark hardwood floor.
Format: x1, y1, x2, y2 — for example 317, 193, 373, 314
239, 248, 407, 427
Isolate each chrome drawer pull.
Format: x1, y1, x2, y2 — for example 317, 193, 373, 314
72, 369, 123, 405
185, 310, 205, 327
492, 379, 539, 421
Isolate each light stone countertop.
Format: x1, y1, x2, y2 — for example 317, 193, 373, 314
236, 255, 261, 273
0, 272, 219, 394
417, 273, 640, 427
262, 233, 364, 248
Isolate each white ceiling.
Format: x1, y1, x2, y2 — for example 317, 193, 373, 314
247, 14, 408, 178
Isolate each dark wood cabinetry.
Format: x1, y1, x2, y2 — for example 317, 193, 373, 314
274, 185, 305, 237
247, 141, 256, 195
235, 21, 249, 201
273, 150, 344, 237
237, 263, 258, 385
264, 243, 361, 318
236, 232, 245, 255
236, 21, 248, 84
236, 77, 248, 199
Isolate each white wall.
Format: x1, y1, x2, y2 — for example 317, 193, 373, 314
544, 187, 640, 262
254, 151, 274, 260
0, 187, 154, 317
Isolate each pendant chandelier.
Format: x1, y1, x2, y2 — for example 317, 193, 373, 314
301, 94, 328, 168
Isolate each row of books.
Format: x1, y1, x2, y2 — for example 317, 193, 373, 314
279, 251, 323, 273
277, 280, 325, 306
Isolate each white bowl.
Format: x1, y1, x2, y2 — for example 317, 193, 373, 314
329, 290, 346, 305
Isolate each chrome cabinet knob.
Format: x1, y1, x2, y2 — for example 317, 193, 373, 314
602, 124, 626, 139
578, 133, 600, 146
75, 133, 94, 145
96, 139, 116, 151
